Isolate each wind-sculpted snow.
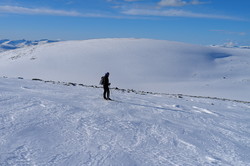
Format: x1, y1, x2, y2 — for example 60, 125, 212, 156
0, 77, 250, 165
0, 38, 249, 101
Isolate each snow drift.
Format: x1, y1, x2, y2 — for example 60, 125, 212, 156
0, 38, 249, 101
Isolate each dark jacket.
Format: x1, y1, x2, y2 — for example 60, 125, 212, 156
103, 75, 110, 87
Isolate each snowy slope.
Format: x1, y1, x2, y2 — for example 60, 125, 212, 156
0, 77, 250, 166
0, 39, 58, 52
0, 38, 250, 101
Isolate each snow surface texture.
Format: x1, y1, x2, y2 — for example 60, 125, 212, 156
0, 38, 249, 101
0, 77, 250, 166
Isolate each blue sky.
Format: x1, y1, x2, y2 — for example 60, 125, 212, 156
0, 0, 249, 45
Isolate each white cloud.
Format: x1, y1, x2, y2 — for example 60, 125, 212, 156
0, 5, 82, 16
0, 5, 244, 21
210, 30, 247, 36
122, 8, 243, 20
158, 0, 186, 7
158, 0, 206, 7
0, 5, 125, 18
190, 0, 206, 5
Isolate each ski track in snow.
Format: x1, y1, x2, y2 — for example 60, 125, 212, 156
0, 78, 250, 166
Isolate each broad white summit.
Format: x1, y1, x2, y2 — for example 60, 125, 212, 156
0, 38, 249, 101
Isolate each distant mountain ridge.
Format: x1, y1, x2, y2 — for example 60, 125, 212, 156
1, 39, 249, 52
0, 39, 59, 52
210, 42, 250, 49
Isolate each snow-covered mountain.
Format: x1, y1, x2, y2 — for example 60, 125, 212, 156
210, 42, 250, 49
0, 38, 250, 165
0, 77, 250, 166
0, 38, 249, 101
0, 39, 59, 52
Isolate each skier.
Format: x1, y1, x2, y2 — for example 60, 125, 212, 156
102, 72, 111, 100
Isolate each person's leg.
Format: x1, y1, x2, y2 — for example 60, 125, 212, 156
107, 88, 110, 99
103, 87, 107, 99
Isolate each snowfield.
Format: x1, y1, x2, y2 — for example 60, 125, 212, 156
0, 38, 249, 101
0, 77, 250, 166
0, 38, 250, 165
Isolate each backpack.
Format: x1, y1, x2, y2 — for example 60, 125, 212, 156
100, 76, 104, 85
